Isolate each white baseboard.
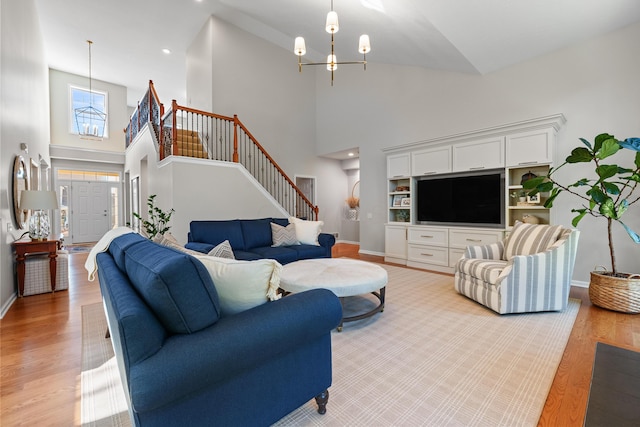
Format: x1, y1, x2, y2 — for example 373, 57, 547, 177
572, 280, 589, 289
0, 292, 17, 319
359, 249, 385, 257
335, 239, 360, 245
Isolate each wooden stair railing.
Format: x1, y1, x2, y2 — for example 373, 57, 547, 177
125, 82, 319, 220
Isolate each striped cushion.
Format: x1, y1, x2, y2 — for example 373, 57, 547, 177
503, 221, 562, 260
456, 258, 508, 285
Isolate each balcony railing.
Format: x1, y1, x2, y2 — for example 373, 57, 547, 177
125, 81, 318, 220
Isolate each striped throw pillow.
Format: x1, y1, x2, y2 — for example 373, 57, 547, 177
503, 221, 563, 260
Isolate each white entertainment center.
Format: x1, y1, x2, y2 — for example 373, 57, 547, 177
383, 114, 566, 273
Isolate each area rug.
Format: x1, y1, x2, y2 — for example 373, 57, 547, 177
583, 342, 640, 427
81, 264, 580, 426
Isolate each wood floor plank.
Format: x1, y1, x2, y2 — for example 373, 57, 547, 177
1, 244, 639, 426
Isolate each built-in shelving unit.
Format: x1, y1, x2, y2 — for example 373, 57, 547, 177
382, 114, 566, 272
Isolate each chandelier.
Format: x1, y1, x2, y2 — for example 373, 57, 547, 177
74, 40, 107, 138
294, 0, 371, 85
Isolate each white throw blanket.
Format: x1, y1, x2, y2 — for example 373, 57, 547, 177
84, 227, 135, 281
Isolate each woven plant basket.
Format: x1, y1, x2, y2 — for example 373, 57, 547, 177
589, 271, 640, 314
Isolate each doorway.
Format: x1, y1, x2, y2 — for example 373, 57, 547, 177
295, 175, 316, 218
56, 169, 121, 244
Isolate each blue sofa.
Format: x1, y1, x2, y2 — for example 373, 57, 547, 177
186, 218, 335, 264
96, 232, 342, 426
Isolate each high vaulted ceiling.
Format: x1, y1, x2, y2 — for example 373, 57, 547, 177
34, 0, 640, 107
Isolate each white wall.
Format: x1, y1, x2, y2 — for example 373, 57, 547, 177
49, 69, 127, 153
0, 0, 51, 315
315, 22, 640, 282
186, 16, 348, 235
186, 18, 213, 111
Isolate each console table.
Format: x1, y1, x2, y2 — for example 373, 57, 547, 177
12, 239, 61, 297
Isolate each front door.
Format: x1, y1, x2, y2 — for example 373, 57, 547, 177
72, 181, 110, 243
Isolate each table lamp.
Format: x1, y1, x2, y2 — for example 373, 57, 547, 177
20, 190, 58, 241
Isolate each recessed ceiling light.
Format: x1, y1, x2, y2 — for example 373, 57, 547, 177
162, 48, 172, 55
348, 152, 355, 157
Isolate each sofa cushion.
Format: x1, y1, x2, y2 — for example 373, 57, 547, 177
190, 220, 246, 251
240, 218, 274, 250
108, 232, 146, 271
289, 217, 324, 246
207, 240, 235, 259
504, 221, 563, 261
195, 256, 282, 316
287, 244, 330, 260
271, 222, 299, 247
123, 238, 221, 334
249, 246, 299, 265
456, 258, 509, 285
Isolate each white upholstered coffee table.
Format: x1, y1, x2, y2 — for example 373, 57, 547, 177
279, 258, 388, 331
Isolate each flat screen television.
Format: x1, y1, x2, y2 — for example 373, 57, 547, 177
416, 170, 505, 228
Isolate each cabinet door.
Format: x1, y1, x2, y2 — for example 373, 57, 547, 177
452, 137, 504, 172
411, 147, 451, 176
387, 153, 411, 178
385, 225, 407, 259
506, 130, 553, 167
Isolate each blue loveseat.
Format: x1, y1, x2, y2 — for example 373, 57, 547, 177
185, 218, 335, 264
97, 232, 342, 426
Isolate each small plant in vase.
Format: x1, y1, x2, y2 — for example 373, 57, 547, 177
133, 194, 175, 239
523, 133, 640, 312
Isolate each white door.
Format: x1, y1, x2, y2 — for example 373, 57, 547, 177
72, 181, 110, 243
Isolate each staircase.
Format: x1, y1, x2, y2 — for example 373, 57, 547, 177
174, 129, 207, 159
125, 81, 319, 220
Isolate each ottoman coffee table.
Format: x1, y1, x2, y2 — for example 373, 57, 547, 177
280, 258, 388, 331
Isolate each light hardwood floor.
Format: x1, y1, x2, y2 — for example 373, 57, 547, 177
1, 244, 639, 426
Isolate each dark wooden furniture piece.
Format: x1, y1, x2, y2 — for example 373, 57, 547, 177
12, 239, 60, 297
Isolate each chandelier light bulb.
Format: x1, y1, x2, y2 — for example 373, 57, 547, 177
327, 54, 337, 71
294, 37, 306, 56
325, 11, 339, 33
358, 34, 371, 54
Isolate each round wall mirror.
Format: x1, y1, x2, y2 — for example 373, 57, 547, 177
12, 155, 29, 229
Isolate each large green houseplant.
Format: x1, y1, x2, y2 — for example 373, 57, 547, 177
524, 133, 640, 312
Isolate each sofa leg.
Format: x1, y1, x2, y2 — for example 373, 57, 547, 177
315, 389, 329, 415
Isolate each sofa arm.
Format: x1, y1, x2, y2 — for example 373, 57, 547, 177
318, 232, 336, 251
184, 241, 214, 254
129, 288, 342, 413
462, 240, 504, 260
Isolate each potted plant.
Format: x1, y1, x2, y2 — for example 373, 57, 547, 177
132, 194, 175, 239
524, 133, 640, 313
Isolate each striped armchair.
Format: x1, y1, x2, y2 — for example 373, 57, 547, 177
454, 222, 580, 314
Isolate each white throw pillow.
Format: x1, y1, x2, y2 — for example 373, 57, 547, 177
271, 222, 299, 247
195, 256, 282, 316
288, 217, 324, 246
207, 240, 235, 259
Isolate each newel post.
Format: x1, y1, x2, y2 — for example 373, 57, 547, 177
233, 115, 239, 163
172, 100, 178, 156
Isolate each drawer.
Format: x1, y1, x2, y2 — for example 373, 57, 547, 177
408, 244, 448, 266
408, 227, 448, 246
449, 229, 503, 249
449, 248, 465, 267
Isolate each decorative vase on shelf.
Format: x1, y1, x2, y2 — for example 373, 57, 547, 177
346, 208, 359, 220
